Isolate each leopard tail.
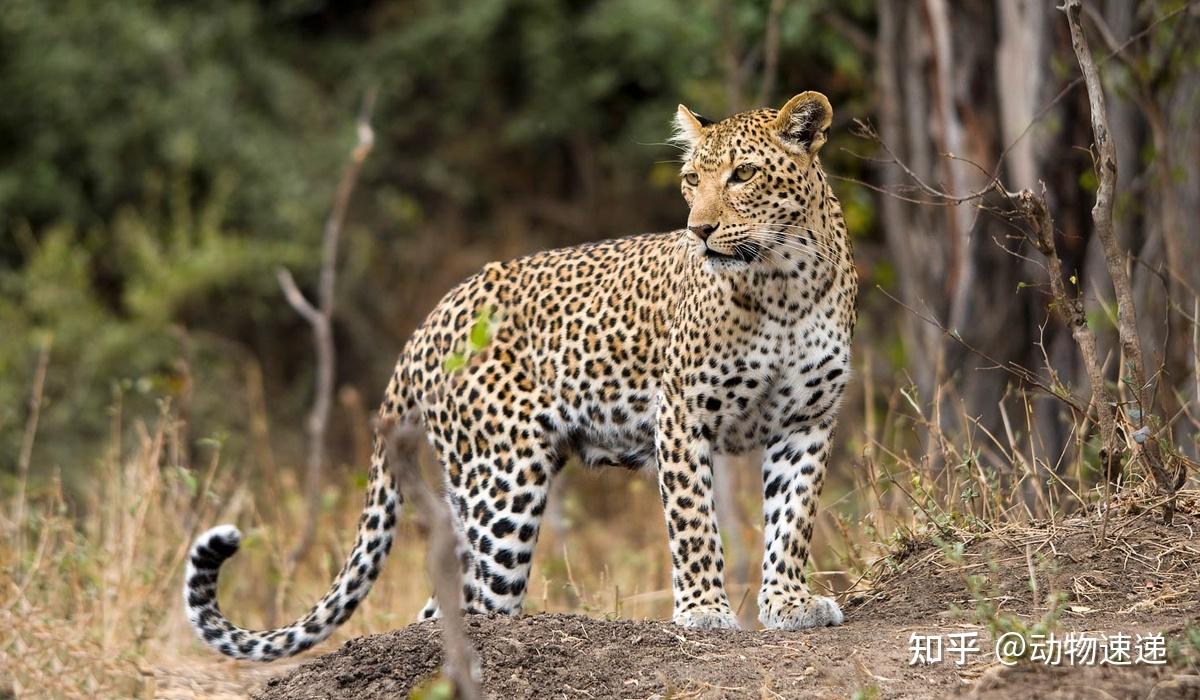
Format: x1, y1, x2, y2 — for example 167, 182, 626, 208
182, 374, 408, 661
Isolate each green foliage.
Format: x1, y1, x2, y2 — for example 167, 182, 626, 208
1077, 167, 1099, 195
444, 306, 501, 373
0, 0, 345, 242
0, 0, 878, 493
850, 686, 882, 700
937, 538, 1068, 657
0, 0, 354, 487
1171, 624, 1200, 670
409, 675, 458, 700
0, 194, 293, 483
113, 179, 306, 324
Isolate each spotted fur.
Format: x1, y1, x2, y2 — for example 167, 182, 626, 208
184, 91, 857, 659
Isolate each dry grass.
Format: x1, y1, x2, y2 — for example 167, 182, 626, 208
0, 400, 685, 698
2, 343, 1197, 698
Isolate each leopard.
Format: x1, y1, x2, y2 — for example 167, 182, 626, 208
184, 91, 857, 661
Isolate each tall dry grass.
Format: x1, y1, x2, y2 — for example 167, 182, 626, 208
0, 387, 680, 697
2, 335, 1193, 697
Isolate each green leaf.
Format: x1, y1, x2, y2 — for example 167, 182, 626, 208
468, 305, 495, 353
443, 353, 467, 374
410, 676, 457, 700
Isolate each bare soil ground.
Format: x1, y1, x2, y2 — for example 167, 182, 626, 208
249, 505, 1200, 699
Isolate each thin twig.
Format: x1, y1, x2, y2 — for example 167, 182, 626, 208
1062, 0, 1181, 522
282, 89, 377, 565
848, 120, 1008, 205
14, 336, 51, 564
851, 1, 1192, 210
875, 286, 1087, 414
1016, 187, 1122, 494
382, 419, 481, 700
276, 269, 321, 326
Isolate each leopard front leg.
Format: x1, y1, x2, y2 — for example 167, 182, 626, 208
758, 424, 843, 630
656, 392, 738, 630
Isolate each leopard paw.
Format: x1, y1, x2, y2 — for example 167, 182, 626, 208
758, 594, 843, 630
674, 605, 740, 630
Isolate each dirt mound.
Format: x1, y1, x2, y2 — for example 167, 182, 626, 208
256, 613, 965, 699
256, 509, 1200, 699
860, 505, 1200, 626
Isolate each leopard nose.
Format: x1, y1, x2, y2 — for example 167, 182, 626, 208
688, 223, 719, 242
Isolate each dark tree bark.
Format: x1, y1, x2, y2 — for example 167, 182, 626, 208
872, 0, 1114, 483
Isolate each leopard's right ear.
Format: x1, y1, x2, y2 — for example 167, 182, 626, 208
671, 104, 711, 156
775, 91, 832, 155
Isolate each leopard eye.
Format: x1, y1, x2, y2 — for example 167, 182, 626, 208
683, 172, 699, 186
730, 164, 758, 183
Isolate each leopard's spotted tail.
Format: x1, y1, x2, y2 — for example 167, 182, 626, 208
183, 396, 405, 661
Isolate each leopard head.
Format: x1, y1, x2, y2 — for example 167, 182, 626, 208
671, 92, 833, 271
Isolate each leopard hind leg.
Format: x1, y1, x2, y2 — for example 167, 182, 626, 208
416, 421, 564, 619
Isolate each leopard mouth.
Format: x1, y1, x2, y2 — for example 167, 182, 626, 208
704, 242, 761, 263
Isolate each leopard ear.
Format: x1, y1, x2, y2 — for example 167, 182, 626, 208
671, 104, 711, 155
775, 91, 832, 155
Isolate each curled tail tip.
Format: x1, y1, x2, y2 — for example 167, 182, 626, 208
190, 524, 242, 570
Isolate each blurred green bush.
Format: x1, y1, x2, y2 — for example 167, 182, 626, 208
0, 0, 872, 493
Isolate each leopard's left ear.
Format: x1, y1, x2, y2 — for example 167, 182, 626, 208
671, 104, 711, 155
775, 91, 832, 155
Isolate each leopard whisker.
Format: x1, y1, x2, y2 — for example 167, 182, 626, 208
743, 229, 842, 255
741, 227, 836, 249
742, 231, 842, 267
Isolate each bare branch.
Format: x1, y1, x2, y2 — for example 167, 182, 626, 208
1016, 186, 1121, 485
1062, 0, 1182, 520
318, 88, 377, 315
876, 285, 1088, 415
382, 420, 481, 700
850, 120, 1007, 205
281, 89, 378, 565
275, 267, 322, 326
1084, 0, 1198, 432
